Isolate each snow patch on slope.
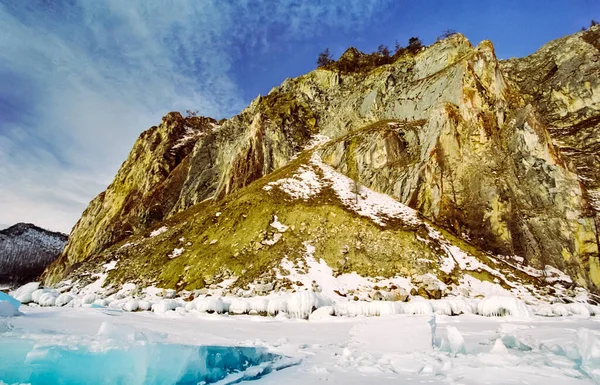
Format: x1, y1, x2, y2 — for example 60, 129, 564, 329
264, 166, 322, 199
149, 226, 168, 237
265, 153, 420, 226
277, 242, 412, 300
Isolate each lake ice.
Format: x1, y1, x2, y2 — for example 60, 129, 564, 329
1, 305, 600, 384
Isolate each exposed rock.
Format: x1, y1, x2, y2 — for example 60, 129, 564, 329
414, 274, 445, 300
389, 288, 410, 302
254, 283, 274, 294
43, 28, 600, 293
500, 26, 600, 286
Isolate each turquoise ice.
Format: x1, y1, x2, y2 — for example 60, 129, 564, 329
0, 337, 293, 385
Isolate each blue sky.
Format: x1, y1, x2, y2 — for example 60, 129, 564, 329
0, 0, 598, 233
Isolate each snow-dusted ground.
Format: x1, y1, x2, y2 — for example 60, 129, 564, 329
2, 306, 600, 384
3, 147, 599, 383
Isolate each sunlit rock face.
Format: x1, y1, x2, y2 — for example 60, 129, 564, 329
45, 27, 600, 291
501, 26, 600, 286
55, 113, 217, 272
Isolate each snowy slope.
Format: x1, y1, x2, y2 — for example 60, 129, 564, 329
0, 223, 67, 286
18, 152, 593, 321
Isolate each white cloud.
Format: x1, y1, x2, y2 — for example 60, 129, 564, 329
0, 0, 390, 233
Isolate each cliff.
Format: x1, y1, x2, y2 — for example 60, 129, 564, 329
43, 27, 600, 296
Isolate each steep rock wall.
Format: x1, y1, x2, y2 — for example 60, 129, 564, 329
45, 29, 600, 290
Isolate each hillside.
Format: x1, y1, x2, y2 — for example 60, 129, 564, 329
0, 223, 67, 286
42, 27, 600, 302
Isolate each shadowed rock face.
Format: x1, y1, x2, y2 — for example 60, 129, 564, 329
0, 223, 67, 285
44, 27, 600, 291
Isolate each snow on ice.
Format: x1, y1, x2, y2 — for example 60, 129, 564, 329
3, 155, 600, 384
3, 286, 600, 384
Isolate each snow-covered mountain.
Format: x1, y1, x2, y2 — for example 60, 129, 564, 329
0, 223, 67, 286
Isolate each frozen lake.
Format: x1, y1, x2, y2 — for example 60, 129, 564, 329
0, 337, 290, 385
1, 306, 600, 384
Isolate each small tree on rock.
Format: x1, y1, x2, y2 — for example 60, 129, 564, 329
317, 48, 335, 67
377, 44, 391, 58
441, 29, 458, 39
186, 109, 198, 117
408, 37, 423, 53
394, 40, 404, 53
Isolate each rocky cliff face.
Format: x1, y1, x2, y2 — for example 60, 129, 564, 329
44, 26, 600, 294
0, 223, 67, 285
60, 113, 216, 265
501, 26, 600, 279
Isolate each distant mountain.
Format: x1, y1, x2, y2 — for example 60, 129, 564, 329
0, 223, 67, 285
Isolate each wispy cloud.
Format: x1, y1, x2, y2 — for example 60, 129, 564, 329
0, 0, 391, 233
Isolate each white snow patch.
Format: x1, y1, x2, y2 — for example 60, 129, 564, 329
477, 296, 530, 317
312, 153, 420, 226
266, 152, 424, 226
151, 299, 183, 314
103, 260, 118, 271
308, 305, 334, 320
138, 300, 152, 311
38, 291, 59, 307
119, 242, 134, 250
149, 226, 168, 237
172, 125, 204, 150
263, 233, 282, 246
264, 165, 322, 199
431, 297, 474, 315
187, 297, 228, 314
459, 275, 513, 298
304, 134, 331, 150
82, 294, 97, 305
10, 282, 40, 303
123, 299, 140, 312
270, 215, 289, 232
169, 247, 184, 259
286, 291, 331, 319
333, 301, 403, 317
402, 297, 434, 315
80, 273, 109, 296
55, 293, 75, 307
544, 265, 573, 283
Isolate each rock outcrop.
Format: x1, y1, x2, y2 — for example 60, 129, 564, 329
501, 26, 600, 283
60, 113, 216, 264
0, 223, 67, 285
44, 26, 600, 292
